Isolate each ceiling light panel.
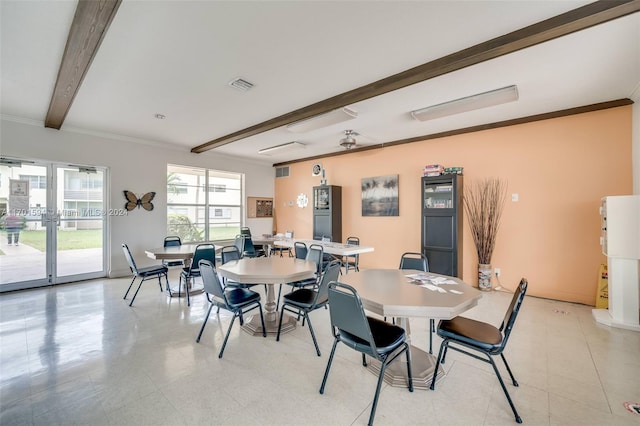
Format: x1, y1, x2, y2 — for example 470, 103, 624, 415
287, 107, 358, 133
411, 85, 519, 122
258, 141, 305, 155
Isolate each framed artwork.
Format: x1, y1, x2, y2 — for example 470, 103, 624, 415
361, 174, 399, 216
247, 197, 273, 218
9, 179, 29, 197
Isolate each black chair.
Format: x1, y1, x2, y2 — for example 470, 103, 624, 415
399, 252, 428, 271
241, 235, 266, 258
276, 260, 342, 356
320, 281, 413, 426
178, 243, 215, 306
430, 278, 528, 424
233, 234, 245, 254
293, 241, 307, 259
398, 251, 435, 353
342, 236, 360, 274
270, 231, 293, 257
122, 243, 169, 307
162, 236, 184, 268
219, 245, 264, 291
195, 259, 266, 358
240, 226, 251, 237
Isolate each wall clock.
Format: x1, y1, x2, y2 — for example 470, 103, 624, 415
296, 193, 308, 208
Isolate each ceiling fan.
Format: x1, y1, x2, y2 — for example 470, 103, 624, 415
339, 130, 358, 150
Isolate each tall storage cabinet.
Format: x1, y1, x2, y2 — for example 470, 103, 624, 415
421, 175, 463, 277
313, 185, 342, 242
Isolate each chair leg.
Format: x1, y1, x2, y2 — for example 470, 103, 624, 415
257, 303, 266, 338
178, 275, 182, 298
123, 276, 136, 299
157, 275, 163, 292
319, 339, 340, 394
429, 319, 434, 354
276, 284, 282, 311
276, 305, 286, 341
430, 340, 448, 390
500, 353, 519, 386
304, 312, 321, 356
128, 279, 144, 307
488, 354, 522, 423
369, 358, 389, 426
218, 314, 237, 358
404, 343, 414, 392
164, 273, 172, 296
196, 303, 214, 342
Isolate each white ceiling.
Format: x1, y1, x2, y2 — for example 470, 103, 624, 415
1, 1, 639, 165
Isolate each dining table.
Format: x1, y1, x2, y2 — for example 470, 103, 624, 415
339, 268, 482, 390
273, 238, 374, 257
217, 256, 317, 336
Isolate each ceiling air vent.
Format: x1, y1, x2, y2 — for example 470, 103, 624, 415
228, 78, 254, 92
275, 166, 290, 178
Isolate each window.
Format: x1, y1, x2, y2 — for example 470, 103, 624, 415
167, 165, 243, 243
19, 174, 46, 189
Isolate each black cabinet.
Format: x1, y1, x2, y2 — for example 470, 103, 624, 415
313, 185, 342, 242
421, 175, 463, 277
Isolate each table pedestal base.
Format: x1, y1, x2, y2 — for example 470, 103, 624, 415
241, 313, 297, 336
366, 345, 445, 390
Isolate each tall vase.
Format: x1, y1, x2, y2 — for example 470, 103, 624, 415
478, 263, 492, 291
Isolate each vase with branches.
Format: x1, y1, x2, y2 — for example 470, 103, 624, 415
463, 177, 507, 290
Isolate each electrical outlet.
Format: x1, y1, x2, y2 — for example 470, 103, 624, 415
494, 268, 501, 277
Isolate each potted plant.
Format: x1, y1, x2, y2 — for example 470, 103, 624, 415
463, 177, 507, 291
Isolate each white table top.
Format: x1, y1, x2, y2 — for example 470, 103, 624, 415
217, 256, 316, 284
145, 245, 201, 260
339, 269, 482, 319
274, 239, 374, 256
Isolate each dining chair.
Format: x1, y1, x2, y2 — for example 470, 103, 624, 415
320, 281, 413, 426
430, 278, 528, 424
293, 241, 307, 259
342, 236, 360, 274
398, 251, 435, 353
240, 226, 251, 237
276, 260, 342, 356
121, 243, 170, 307
178, 243, 215, 306
287, 244, 324, 291
242, 235, 266, 258
162, 236, 184, 268
233, 234, 245, 255
220, 245, 264, 292
399, 252, 429, 271
196, 259, 266, 358
270, 230, 293, 257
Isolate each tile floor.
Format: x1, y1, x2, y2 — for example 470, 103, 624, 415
1, 271, 639, 425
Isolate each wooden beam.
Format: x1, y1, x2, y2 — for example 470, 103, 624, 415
192, 0, 640, 153
273, 99, 634, 167
45, 0, 121, 129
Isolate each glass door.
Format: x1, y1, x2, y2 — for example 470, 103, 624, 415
0, 159, 107, 292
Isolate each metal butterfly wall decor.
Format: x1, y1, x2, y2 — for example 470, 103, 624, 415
124, 190, 156, 211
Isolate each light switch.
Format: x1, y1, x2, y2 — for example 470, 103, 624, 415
511, 193, 519, 202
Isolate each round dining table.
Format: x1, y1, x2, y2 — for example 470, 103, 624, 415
217, 256, 316, 336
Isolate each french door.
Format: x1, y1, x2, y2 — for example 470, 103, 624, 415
0, 159, 107, 292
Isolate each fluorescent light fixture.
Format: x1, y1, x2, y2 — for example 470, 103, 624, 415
258, 141, 305, 155
410, 85, 519, 122
287, 107, 358, 133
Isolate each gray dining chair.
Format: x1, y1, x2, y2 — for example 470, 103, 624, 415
320, 281, 413, 425
121, 243, 169, 307
196, 259, 266, 358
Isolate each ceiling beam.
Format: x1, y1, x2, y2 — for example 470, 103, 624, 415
191, 0, 640, 154
45, 0, 121, 130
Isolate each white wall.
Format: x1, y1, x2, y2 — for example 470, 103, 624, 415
0, 118, 275, 276
632, 87, 640, 195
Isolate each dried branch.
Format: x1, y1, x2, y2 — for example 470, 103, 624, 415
463, 178, 507, 265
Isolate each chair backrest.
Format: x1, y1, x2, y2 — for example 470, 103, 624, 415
190, 244, 216, 272
314, 260, 342, 305
498, 278, 528, 349
294, 241, 308, 259
321, 235, 331, 243
399, 252, 429, 272
121, 243, 139, 274
307, 243, 325, 275
327, 281, 378, 358
242, 236, 257, 258
220, 245, 241, 264
240, 227, 252, 237
233, 235, 245, 254
346, 236, 359, 246
163, 236, 182, 247
199, 259, 227, 304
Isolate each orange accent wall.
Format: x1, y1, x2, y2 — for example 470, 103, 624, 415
274, 106, 633, 305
